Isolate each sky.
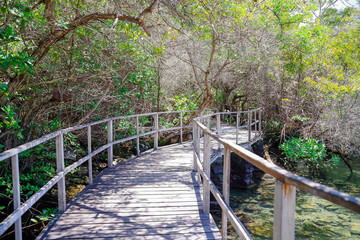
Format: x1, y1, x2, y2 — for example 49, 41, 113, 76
334, 0, 359, 9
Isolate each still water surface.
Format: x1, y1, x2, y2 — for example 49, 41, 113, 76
215, 160, 360, 239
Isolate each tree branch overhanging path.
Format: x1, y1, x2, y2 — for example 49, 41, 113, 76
30, 0, 159, 65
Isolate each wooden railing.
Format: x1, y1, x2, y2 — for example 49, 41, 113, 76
193, 111, 360, 240
0, 110, 207, 240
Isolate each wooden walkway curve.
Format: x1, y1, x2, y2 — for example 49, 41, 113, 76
37, 143, 221, 240
4, 109, 358, 240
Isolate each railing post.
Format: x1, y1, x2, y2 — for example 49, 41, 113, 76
248, 110, 252, 142
259, 109, 262, 135
107, 120, 113, 168
222, 147, 231, 239
203, 132, 211, 215
192, 122, 198, 172
136, 116, 140, 156
273, 180, 296, 240
56, 133, 66, 212
154, 113, 159, 149
236, 112, 239, 144
217, 113, 221, 149
87, 126, 93, 185
196, 122, 201, 161
254, 109, 257, 132
11, 154, 22, 240
180, 111, 183, 143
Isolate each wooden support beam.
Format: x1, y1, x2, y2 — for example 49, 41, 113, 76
222, 147, 231, 239
136, 116, 140, 156
236, 112, 239, 145
248, 111, 252, 142
259, 109, 262, 134
87, 126, 93, 185
254, 109, 257, 132
180, 112, 183, 143
107, 120, 113, 167
203, 133, 211, 215
273, 180, 296, 240
154, 113, 159, 149
217, 113, 221, 149
56, 134, 66, 212
192, 122, 198, 172
11, 154, 22, 240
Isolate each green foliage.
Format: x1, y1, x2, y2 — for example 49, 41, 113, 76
0, 161, 56, 199
291, 115, 311, 121
0, 84, 23, 139
31, 208, 57, 226
280, 137, 340, 168
166, 94, 198, 112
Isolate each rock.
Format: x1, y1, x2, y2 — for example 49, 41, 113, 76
244, 204, 261, 211
351, 223, 360, 235
246, 221, 273, 238
338, 214, 350, 221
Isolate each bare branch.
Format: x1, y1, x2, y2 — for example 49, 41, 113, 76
31, 0, 159, 64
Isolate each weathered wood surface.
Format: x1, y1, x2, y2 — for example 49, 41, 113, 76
37, 143, 222, 240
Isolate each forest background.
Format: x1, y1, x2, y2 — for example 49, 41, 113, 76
0, 0, 360, 237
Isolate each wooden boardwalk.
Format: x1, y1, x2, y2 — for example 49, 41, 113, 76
37, 143, 222, 240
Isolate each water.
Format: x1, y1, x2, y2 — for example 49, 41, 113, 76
222, 160, 360, 239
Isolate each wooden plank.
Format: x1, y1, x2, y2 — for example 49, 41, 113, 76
69, 201, 202, 208
54, 214, 211, 224
58, 211, 205, 218
42, 225, 219, 239
66, 234, 220, 240
66, 205, 203, 213
49, 220, 214, 232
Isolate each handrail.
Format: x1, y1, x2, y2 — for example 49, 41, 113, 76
193, 111, 360, 240
0, 109, 259, 239
1, 110, 222, 239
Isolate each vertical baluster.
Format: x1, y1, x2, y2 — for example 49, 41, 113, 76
180, 111, 183, 143
248, 111, 252, 142
196, 121, 201, 161
273, 180, 296, 240
11, 154, 22, 240
254, 109, 257, 132
206, 116, 210, 129
136, 116, 140, 156
259, 109, 262, 135
203, 132, 211, 215
192, 122, 198, 172
107, 120, 113, 168
222, 147, 231, 239
56, 133, 66, 212
87, 126, 93, 185
217, 113, 221, 149
236, 112, 239, 144
154, 113, 159, 149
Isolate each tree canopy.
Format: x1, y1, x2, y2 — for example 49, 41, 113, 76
0, 0, 359, 156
